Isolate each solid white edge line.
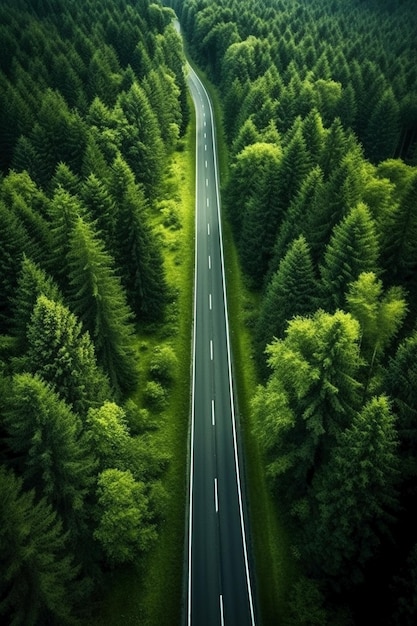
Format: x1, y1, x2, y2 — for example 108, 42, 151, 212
195, 68, 257, 626
187, 66, 199, 626
220, 594, 225, 626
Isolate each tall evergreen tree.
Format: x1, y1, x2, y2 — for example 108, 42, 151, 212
384, 330, 417, 494
116, 82, 164, 197
255, 236, 317, 376
0, 466, 79, 626
67, 217, 138, 395
12, 256, 63, 351
26, 295, 111, 414
320, 203, 380, 311
3, 373, 96, 544
305, 396, 399, 589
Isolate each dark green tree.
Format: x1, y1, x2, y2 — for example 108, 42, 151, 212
364, 88, 400, 163
0, 466, 79, 626
305, 396, 399, 589
3, 373, 96, 543
12, 256, 63, 351
26, 295, 111, 414
320, 203, 380, 311
255, 236, 317, 376
384, 330, 417, 494
67, 217, 138, 395
116, 82, 164, 197
108, 155, 167, 320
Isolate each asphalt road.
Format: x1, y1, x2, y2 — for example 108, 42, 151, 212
186, 64, 257, 626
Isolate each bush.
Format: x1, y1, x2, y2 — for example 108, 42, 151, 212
144, 381, 167, 411
149, 345, 178, 385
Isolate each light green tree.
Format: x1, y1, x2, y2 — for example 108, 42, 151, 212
253, 310, 361, 508
94, 468, 157, 566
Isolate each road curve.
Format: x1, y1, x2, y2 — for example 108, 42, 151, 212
185, 61, 257, 626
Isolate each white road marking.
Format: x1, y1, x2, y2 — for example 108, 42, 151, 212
210, 339, 213, 361
204, 132, 207, 139
209, 293, 212, 310
207, 197, 209, 207
205, 144, 207, 151
207, 223, 210, 236
206, 178, 209, 187
205, 160, 208, 168
204, 120, 206, 127
214, 478, 218, 512
211, 399, 215, 426
220, 595, 224, 626
208, 255, 211, 270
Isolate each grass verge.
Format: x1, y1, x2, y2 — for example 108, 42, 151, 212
191, 66, 298, 625
88, 111, 196, 626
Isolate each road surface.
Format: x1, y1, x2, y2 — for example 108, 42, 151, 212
186, 63, 257, 626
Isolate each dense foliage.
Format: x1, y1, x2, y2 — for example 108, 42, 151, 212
0, 0, 189, 623
170, 0, 417, 623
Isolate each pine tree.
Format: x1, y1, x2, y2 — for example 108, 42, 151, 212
80, 173, 116, 250
255, 236, 317, 376
67, 217, 138, 395
269, 166, 324, 278
306, 396, 399, 588
116, 82, 164, 197
0, 466, 79, 626
3, 373, 96, 543
26, 295, 111, 414
48, 186, 87, 288
12, 256, 63, 351
320, 203, 380, 311
381, 171, 417, 283
364, 88, 400, 163
384, 331, 417, 492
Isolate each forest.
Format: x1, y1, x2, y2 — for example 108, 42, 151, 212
1, 0, 417, 624
0, 0, 190, 623
168, 0, 417, 624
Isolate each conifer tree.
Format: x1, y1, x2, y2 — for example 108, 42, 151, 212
255, 236, 317, 376
3, 373, 96, 544
108, 154, 167, 320
80, 173, 116, 250
26, 295, 111, 414
67, 216, 138, 395
12, 256, 63, 351
116, 82, 164, 197
0, 466, 79, 626
365, 88, 400, 163
269, 166, 324, 277
381, 170, 417, 282
320, 203, 380, 311
346, 272, 407, 379
305, 396, 399, 588
384, 331, 417, 492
